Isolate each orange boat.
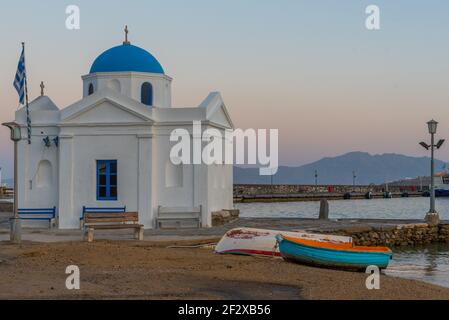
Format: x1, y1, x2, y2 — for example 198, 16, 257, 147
276, 234, 393, 271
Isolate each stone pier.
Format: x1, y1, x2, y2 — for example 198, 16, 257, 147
233, 184, 424, 203
330, 222, 449, 246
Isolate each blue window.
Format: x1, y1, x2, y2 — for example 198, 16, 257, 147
141, 82, 153, 106
97, 160, 117, 201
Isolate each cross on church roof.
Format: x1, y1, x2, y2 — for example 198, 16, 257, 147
40, 81, 45, 96
123, 25, 130, 45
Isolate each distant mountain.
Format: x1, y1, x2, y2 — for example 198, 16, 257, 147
234, 152, 448, 185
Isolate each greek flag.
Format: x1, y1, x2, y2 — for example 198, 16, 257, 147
13, 46, 26, 105
13, 44, 31, 144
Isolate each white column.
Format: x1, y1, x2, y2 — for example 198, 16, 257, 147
58, 135, 75, 229
196, 163, 211, 227
16, 139, 28, 208
137, 134, 153, 228
191, 132, 211, 228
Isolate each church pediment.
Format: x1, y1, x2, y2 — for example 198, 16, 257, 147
207, 104, 233, 128
200, 92, 234, 129
60, 89, 154, 125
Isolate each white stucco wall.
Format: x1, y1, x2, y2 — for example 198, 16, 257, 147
207, 163, 233, 213
16, 126, 60, 209
12, 121, 59, 228
150, 124, 234, 228
82, 72, 172, 108
204, 127, 234, 219
152, 126, 196, 208
57, 119, 156, 229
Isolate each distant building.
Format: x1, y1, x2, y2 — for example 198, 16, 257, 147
389, 176, 433, 190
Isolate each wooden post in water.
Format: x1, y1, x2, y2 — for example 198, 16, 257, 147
319, 199, 329, 220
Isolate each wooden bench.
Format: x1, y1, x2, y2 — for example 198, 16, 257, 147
18, 207, 57, 228
83, 212, 144, 242
156, 205, 202, 229
80, 206, 126, 228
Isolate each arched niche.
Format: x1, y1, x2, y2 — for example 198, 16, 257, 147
107, 79, 121, 93
36, 160, 52, 188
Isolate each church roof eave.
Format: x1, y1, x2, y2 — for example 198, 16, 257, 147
15, 95, 60, 125
60, 88, 155, 124
81, 71, 172, 82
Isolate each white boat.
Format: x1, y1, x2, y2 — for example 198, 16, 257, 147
215, 227, 353, 257
435, 173, 449, 197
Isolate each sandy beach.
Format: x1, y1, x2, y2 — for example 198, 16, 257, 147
1, 239, 449, 300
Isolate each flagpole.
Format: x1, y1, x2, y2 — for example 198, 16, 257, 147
22, 42, 31, 144
23, 42, 31, 145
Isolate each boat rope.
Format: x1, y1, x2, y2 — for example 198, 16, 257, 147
272, 239, 280, 257
166, 243, 217, 249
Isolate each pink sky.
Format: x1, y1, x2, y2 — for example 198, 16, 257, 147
1, 1, 449, 178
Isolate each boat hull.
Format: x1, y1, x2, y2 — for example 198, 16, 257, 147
215, 228, 353, 257
277, 235, 392, 271
435, 189, 449, 197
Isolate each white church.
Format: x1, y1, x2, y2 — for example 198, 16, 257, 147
13, 30, 234, 229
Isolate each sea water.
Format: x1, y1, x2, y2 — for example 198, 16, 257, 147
386, 243, 449, 288
236, 197, 449, 220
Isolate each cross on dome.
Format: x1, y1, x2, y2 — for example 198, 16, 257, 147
123, 25, 130, 45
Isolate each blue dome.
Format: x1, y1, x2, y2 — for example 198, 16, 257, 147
90, 43, 164, 74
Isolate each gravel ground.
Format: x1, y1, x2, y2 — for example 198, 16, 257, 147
2, 240, 449, 300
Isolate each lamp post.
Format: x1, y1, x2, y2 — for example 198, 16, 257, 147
419, 119, 445, 225
2, 122, 22, 243
352, 170, 357, 189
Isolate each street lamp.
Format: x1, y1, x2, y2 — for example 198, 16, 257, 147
428, 120, 438, 135
352, 170, 357, 189
2, 122, 22, 243
420, 119, 445, 225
